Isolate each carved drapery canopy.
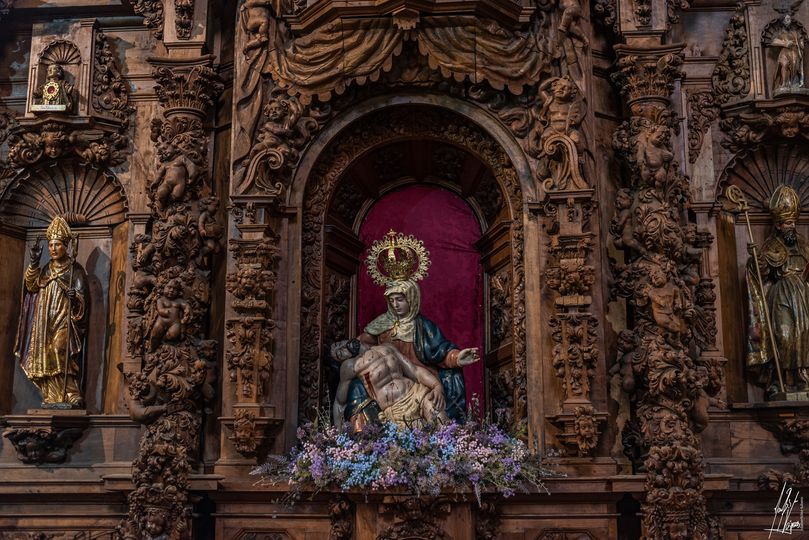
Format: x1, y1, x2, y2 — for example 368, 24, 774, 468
249, 10, 551, 104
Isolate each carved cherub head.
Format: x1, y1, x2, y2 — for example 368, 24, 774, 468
617, 329, 636, 353
648, 265, 667, 288
648, 124, 668, 147
163, 278, 183, 300
143, 507, 168, 538
615, 188, 633, 210
264, 99, 291, 124
551, 76, 577, 101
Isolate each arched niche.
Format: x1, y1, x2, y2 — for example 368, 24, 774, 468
295, 104, 527, 428
0, 158, 129, 415
715, 141, 809, 403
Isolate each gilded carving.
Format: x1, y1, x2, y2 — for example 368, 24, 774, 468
14, 217, 88, 407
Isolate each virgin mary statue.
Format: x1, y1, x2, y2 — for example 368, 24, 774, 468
339, 230, 480, 426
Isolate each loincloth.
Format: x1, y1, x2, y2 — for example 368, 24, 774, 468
379, 382, 430, 428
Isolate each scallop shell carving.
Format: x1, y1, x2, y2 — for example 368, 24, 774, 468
0, 159, 128, 228
39, 39, 82, 65
720, 142, 809, 214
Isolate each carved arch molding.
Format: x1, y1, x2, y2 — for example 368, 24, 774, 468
299, 104, 527, 425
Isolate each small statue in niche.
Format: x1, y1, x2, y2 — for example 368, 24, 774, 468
13, 216, 89, 408
771, 18, 805, 91
331, 340, 449, 432
746, 185, 809, 397
32, 64, 75, 113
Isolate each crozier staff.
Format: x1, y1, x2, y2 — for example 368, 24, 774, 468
13, 216, 89, 408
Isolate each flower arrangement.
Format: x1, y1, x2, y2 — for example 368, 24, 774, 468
253, 419, 555, 504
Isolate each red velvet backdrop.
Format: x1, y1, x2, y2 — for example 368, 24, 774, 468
357, 184, 485, 411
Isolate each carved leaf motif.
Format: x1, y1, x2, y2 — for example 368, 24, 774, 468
92, 33, 134, 127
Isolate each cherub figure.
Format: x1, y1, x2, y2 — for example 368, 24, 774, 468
609, 329, 637, 393
558, 0, 589, 49
610, 188, 646, 256
198, 196, 223, 262
637, 124, 673, 189
535, 76, 586, 156
142, 507, 170, 540
152, 142, 200, 211
680, 224, 703, 287
240, 0, 275, 53
148, 278, 192, 352
640, 266, 690, 345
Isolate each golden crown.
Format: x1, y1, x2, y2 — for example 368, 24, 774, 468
366, 229, 430, 286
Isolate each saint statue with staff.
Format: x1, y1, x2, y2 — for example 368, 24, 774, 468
730, 184, 809, 399
14, 216, 89, 408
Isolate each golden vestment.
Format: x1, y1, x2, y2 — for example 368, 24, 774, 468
747, 234, 809, 381
14, 259, 88, 405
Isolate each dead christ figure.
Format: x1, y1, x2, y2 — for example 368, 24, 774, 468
331, 339, 449, 433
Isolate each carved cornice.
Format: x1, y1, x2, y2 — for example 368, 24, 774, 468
719, 96, 809, 152
7, 117, 127, 170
